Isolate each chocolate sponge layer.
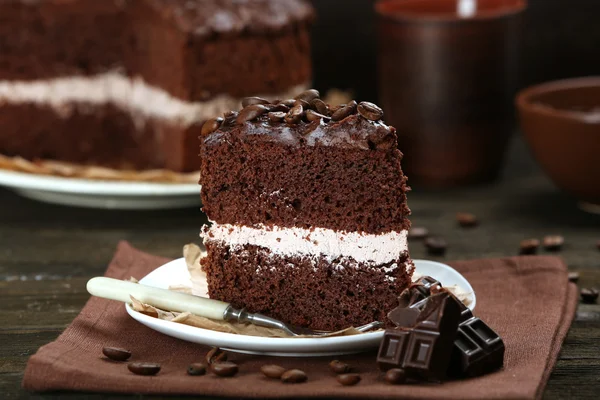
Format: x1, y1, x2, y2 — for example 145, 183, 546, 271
203, 241, 412, 331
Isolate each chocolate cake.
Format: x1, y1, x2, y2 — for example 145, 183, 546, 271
199, 90, 413, 331
0, 0, 313, 173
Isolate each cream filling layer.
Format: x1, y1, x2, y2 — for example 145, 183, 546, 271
201, 223, 409, 265
0, 73, 307, 127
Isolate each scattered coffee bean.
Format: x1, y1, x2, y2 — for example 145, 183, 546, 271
102, 346, 131, 362
285, 104, 304, 124
269, 103, 290, 113
268, 111, 286, 122
543, 235, 564, 251
127, 362, 161, 376
311, 98, 330, 115
241, 96, 269, 108
281, 369, 307, 383
337, 373, 361, 386
236, 104, 269, 124
331, 100, 357, 121
580, 288, 599, 304
408, 226, 429, 240
568, 272, 580, 283
222, 110, 238, 126
456, 212, 478, 228
384, 368, 406, 384
260, 364, 287, 379
519, 238, 540, 255
306, 109, 330, 122
279, 99, 297, 107
209, 361, 239, 377
424, 236, 447, 256
205, 347, 228, 365
329, 360, 351, 374
357, 101, 384, 121
187, 363, 207, 376
294, 89, 320, 103
201, 117, 223, 137
294, 99, 311, 109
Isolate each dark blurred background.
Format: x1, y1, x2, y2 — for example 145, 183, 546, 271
309, 0, 600, 101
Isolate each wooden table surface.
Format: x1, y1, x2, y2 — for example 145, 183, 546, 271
1, 137, 599, 399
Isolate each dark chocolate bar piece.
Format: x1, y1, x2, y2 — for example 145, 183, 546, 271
377, 292, 462, 382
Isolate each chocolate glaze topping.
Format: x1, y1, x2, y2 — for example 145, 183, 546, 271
202, 90, 398, 151
146, 0, 314, 38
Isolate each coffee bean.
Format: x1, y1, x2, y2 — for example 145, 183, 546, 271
260, 364, 287, 379
456, 212, 478, 228
187, 363, 207, 376
311, 98, 330, 115
294, 99, 311, 109
329, 360, 351, 374
222, 111, 238, 126
205, 347, 228, 365
337, 373, 361, 386
357, 101, 384, 121
209, 361, 239, 377
201, 117, 223, 137
281, 369, 307, 383
241, 96, 270, 108
384, 368, 406, 384
519, 238, 540, 255
294, 89, 320, 103
425, 236, 447, 256
408, 226, 429, 240
268, 111, 286, 122
269, 103, 290, 113
306, 109, 330, 122
285, 104, 304, 124
279, 99, 297, 107
331, 100, 357, 122
543, 235, 564, 251
127, 362, 161, 376
568, 271, 580, 283
102, 346, 131, 362
580, 288, 599, 304
236, 104, 269, 124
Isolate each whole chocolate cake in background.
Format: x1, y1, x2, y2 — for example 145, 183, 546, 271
0, 0, 313, 173
199, 90, 413, 331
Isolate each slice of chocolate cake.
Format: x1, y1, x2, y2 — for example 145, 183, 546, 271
199, 91, 413, 331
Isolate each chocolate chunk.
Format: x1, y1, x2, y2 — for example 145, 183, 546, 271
456, 212, 478, 228
425, 236, 447, 256
568, 271, 580, 283
384, 368, 406, 384
294, 89, 320, 103
261, 364, 287, 379
331, 100, 357, 121
205, 347, 227, 365
285, 104, 304, 124
102, 346, 131, 362
201, 117, 223, 137
329, 360, 351, 374
209, 361, 238, 377
408, 226, 429, 240
542, 235, 564, 251
187, 363, 207, 376
237, 104, 269, 124
337, 373, 361, 386
268, 111, 286, 122
357, 101, 384, 121
311, 98, 330, 115
306, 109, 330, 122
580, 288, 599, 304
281, 369, 307, 383
519, 238, 540, 255
377, 292, 462, 382
242, 96, 270, 108
127, 362, 161, 376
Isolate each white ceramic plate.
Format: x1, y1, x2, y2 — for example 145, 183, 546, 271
126, 258, 476, 357
0, 169, 200, 209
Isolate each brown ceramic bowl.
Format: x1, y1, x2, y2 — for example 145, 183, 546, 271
516, 77, 600, 211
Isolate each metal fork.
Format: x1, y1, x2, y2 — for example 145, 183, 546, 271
87, 277, 383, 336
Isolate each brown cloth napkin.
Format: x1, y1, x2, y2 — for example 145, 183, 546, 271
23, 241, 577, 399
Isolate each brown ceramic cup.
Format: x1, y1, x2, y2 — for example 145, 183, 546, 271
516, 77, 600, 212
376, 0, 526, 188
